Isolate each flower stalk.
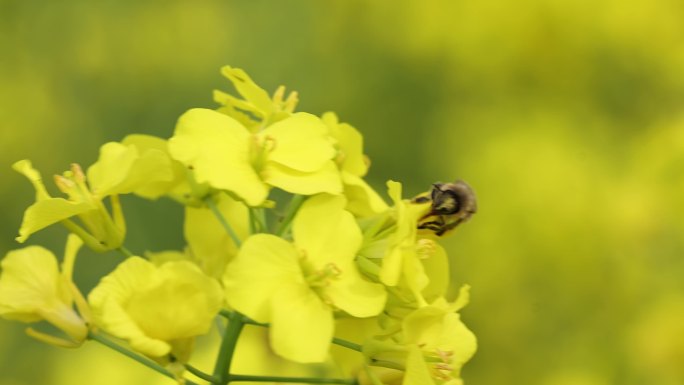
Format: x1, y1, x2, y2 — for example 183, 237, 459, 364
212, 311, 245, 384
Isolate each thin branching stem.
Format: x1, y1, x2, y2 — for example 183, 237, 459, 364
185, 363, 219, 383
117, 246, 134, 258
275, 195, 306, 236
205, 197, 242, 247
332, 337, 363, 352
88, 331, 198, 385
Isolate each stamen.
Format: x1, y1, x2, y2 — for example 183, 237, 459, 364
262, 135, 277, 152
416, 238, 437, 259
54, 175, 75, 194
272, 85, 286, 104
70, 163, 86, 183
436, 348, 453, 362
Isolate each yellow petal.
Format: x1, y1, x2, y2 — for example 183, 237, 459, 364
86, 142, 138, 196
185, 192, 249, 278
16, 198, 93, 243
402, 305, 477, 373
88, 257, 169, 356
122, 134, 190, 199
270, 282, 333, 363
169, 108, 268, 206
342, 172, 389, 218
13, 159, 51, 200
441, 313, 477, 371
0, 246, 62, 321
97, 296, 171, 357
87, 141, 174, 198
419, 243, 449, 302
292, 194, 361, 266
263, 113, 336, 172
0, 245, 86, 342
403, 345, 436, 385
61, 233, 84, 283
126, 262, 223, 341
380, 180, 418, 287
326, 268, 386, 317
89, 257, 223, 357
322, 112, 368, 176
263, 160, 342, 196
214, 90, 265, 129
222, 234, 303, 323
220, 66, 274, 115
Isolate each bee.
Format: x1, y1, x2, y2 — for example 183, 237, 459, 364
412, 180, 477, 236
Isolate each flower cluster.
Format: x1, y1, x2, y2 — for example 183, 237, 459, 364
1, 66, 477, 385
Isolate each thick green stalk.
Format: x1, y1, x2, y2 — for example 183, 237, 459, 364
184, 363, 219, 383
212, 312, 245, 384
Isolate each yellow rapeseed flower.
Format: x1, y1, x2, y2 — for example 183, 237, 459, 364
213, 66, 299, 130
0, 234, 89, 347
223, 194, 386, 362
88, 257, 223, 361
13, 139, 173, 251
168, 108, 342, 207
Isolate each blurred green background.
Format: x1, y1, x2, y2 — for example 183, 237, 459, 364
2, 0, 684, 384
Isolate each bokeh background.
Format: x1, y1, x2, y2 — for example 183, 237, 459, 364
2, 1, 684, 384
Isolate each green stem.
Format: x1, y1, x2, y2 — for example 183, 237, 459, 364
218, 309, 233, 319
88, 331, 198, 385
275, 195, 306, 236
255, 207, 268, 233
248, 208, 257, 234
257, 208, 267, 233
61, 219, 108, 253
205, 197, 242, 248
362, 364, 385, 385
212, 312, 245, 384
369, 359, 405, 371
229, 374, 357, 384
185, 363, 219, 383
332, 337, 362, 352
117, 246, 134, 258
249, 208, 267, 234
219, 310, 266, 326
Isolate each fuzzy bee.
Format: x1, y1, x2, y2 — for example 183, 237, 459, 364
412, 180, 477, 236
